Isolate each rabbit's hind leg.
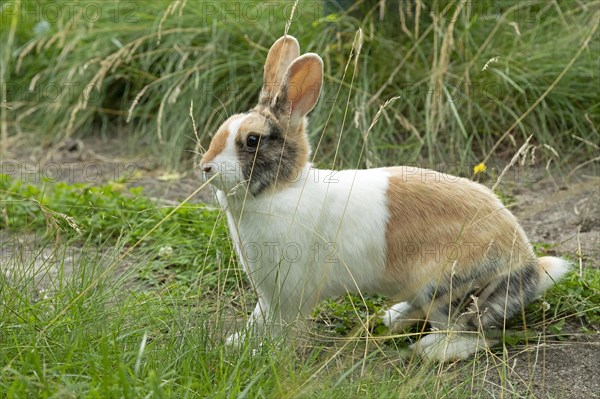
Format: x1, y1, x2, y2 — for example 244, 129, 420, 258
411, 261, 540, 361
410, 298, 494, 362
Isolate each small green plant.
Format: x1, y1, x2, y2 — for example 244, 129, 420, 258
495, 189, 517, 208
536, 268, 600, 331
312, 293, 387, 336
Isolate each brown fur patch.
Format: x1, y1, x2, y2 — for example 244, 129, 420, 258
259, 36, 300, 106
238, 113, 270, 138
282, 54, 323, 117
200, 114, 243, 164
383, 167, 534, 299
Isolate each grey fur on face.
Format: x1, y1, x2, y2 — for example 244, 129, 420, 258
235, 116, 300, 196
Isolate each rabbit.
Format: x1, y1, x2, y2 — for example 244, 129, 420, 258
198, 35, 570, 361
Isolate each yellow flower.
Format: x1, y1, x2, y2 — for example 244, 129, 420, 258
473, 162, 487, 174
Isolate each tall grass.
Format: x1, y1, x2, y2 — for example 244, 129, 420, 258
1, 0, 598, 169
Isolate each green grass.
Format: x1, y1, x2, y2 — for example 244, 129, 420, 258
1, 174, 599, 398
0, 172, 236, 289
1, 0, 600, 397
1, 0, 599, 169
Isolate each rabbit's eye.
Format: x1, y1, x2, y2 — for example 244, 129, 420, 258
246, 134, 260, 148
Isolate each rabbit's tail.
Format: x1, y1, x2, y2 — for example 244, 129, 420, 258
536, 256, 571, 296
460, 257, 570, 329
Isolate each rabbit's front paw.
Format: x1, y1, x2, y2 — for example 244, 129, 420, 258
380, 302, 422, 333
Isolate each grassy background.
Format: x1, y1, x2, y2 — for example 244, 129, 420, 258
1, 0, 599, 170
1, 1, 600, 398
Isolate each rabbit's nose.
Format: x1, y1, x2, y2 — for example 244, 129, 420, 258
202, 164, 214, 174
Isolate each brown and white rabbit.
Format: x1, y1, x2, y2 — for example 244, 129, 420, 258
199, 35, 570, 361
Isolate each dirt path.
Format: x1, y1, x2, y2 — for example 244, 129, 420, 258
508, 166, 599, 270
499, 169, 599, 399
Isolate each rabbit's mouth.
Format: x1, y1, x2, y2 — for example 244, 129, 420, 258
197, 163, 251, 198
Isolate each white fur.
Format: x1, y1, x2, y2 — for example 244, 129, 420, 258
536, 256, 571, 296
209, 115, 247, 192
219, 165, 395, 338
411, 331, 493, 362
381, 301, 422, 332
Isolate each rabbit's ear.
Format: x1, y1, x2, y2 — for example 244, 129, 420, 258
274, 53, 323, 124
259, 35, 300, 106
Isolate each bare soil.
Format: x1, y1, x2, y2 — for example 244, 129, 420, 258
1, 136, 598, 399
